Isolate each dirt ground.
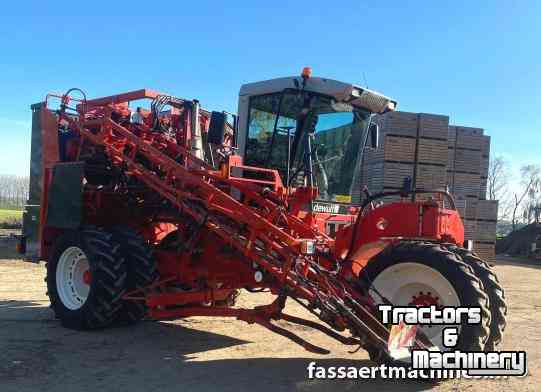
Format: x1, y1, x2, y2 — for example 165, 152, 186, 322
0, 240, 539, 392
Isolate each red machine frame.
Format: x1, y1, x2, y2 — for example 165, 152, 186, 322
31, 88, 464, 354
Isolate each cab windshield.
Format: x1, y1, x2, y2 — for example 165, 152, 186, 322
244, 90, 371, 204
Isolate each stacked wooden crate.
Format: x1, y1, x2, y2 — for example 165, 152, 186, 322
360, 112, 448, 195
360, 112, 498, 262
475, 199, 498, 260
448, 126, 496, 262
480, 135, 490, 199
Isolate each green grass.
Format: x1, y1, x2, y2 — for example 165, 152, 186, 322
0, 209, 22, 223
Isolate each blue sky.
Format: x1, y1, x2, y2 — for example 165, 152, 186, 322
1, 1, 540, 183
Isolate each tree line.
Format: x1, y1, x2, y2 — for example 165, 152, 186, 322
487, 157, 541, 232
0, 174, 29, 209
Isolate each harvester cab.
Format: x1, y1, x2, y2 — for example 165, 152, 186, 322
230, 68, 396, 236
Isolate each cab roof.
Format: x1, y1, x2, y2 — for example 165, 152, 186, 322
239, 76, 397, 114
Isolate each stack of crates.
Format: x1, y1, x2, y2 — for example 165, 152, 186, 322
360, 112, 498, 263
448, 126, 496, 262
360, 112, 448, 201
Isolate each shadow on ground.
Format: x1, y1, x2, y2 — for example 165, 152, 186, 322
0, 301, 437, 392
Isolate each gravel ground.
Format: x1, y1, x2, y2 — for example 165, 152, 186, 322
0, 243, 539, 392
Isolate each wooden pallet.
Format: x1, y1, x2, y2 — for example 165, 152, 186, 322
378, 112, 417, 137
383, 161, 414, 188
479, 176, 488, 199
418, 113, 449, 139
476, 199, 498, 220
474, 220, 497, 241
380, 194, 403, 204
454, 198, 467, 219
481, 135, 491, 155
382, 135, 448, 166
415, 164, 446, 190
473, 241, 496, 263
480, 135, 490, 183
463, 197, 480, 220
461, 199, 497, 242
359, 162, 385, 194
378, 112, 449, 140
447, 148, 455, 171
480, 157, 489, 176
456, 126, 484, 136
464, 219, 476, 240
384, 135, 416, 162
452, 148, 482, 173
456, 133, 484, 150
418, 139, 448, 165
450, 171, 481, 197
448, 126, 457, 144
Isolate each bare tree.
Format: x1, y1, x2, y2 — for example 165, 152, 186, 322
488, 156, 509, 200
511, 165, 541, 231
0, 174, 29, 209
487, 156, 512, 221
498, 199, 513, 222
523, 180, 541, 224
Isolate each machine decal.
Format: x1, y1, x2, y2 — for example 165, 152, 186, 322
313, 202, 340, 214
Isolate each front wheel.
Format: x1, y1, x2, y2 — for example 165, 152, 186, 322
359, 242, 491, 365
444, 245, 507, 351
46, 228, 127, 330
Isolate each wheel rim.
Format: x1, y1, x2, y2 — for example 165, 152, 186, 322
370, 262, 461, 355
56, 246, 91, 310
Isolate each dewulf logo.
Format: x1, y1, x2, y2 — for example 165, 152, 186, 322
313, 203, 340, 214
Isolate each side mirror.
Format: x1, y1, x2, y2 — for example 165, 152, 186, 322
369, 122, 379, 149
208, 111, 227, 145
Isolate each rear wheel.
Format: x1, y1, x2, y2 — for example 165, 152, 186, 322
46, 228, 127, 330
445, 245, 507, 351
359, 242, 491, 365
111, 226, 159, 324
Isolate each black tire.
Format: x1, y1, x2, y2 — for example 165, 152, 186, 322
111, 226, 159, 324
445, 245, 507, 351
359, 242, 491, 365
46, 228, 127, 330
